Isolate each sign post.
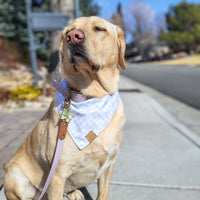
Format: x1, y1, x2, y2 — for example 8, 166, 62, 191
25, 0, 69, 85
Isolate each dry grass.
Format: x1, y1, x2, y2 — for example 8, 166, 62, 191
151, 55, 200, 66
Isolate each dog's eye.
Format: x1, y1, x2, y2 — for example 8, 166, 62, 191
94, 26, 107, 32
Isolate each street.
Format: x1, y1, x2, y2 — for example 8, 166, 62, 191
121, 64, 200, 110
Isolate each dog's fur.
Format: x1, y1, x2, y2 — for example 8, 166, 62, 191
4, 16, 126, 200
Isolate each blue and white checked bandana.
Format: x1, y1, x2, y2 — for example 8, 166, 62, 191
57, 80, 120, 150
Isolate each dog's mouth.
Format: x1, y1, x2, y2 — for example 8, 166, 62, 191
67, 44, 100, 72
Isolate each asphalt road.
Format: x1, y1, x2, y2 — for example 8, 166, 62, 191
121, 64, 200, 110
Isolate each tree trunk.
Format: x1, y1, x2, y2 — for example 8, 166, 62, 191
49, 0, 74, 73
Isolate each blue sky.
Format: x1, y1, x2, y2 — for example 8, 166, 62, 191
93, 0, 200, 42
93, 0, 200, 20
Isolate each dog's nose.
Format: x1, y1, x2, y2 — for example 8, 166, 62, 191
66, 29, 85, 45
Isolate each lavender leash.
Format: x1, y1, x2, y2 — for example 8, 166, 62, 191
38, 80, 67, 200
37, 139, 64, 200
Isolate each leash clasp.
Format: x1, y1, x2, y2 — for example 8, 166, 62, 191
60, 91, 74, 123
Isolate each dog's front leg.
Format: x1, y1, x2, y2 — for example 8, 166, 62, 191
96, 162, 115, 200
47, 175, 66, 200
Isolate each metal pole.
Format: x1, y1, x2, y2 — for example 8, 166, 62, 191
25, 0, 39, 85
74, 0, 82, 18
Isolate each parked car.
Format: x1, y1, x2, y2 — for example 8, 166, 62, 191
131, 55, 143, 63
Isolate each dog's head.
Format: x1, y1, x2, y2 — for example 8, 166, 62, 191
60, 16, 126, 97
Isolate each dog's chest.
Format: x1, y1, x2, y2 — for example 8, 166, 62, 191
65, 143, 119, 187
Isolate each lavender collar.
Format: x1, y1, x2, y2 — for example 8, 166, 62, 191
52, 79, 88, 103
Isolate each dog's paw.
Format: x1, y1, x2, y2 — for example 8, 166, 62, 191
67, 190, 85, 200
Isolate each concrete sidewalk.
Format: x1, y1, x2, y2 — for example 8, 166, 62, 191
87, 76, 200, 200
1, 75, 200, 200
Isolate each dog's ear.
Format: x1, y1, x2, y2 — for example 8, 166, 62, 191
117, 26, 126, 70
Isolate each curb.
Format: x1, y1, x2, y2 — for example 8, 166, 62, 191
0, 187, 7, 200
144, 94, 200, 148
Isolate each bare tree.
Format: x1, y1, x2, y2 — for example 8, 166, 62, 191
155, 12, 167, 36
124, 0, 155, 56
49, 0, 74, 72
126, 0, 154, 35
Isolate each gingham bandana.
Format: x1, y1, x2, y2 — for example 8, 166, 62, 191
57, 80, 119, 150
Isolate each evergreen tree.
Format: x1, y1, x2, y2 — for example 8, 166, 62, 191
0, 0, 50, 62
0, 0, 16, 38
159, 2, 200, 52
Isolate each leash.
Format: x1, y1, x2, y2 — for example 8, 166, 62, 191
38, 80, 75, 200
37, 126, 66, 200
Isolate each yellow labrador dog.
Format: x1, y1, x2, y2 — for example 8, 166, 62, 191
4, 16, 126, 200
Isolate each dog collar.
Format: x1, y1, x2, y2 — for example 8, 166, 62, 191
52, 79, 90, 103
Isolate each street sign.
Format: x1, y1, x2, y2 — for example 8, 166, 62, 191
25, 0, 70, 85
31, 13, 69, 32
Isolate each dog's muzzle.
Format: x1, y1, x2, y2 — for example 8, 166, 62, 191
66, 29, 100, 72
